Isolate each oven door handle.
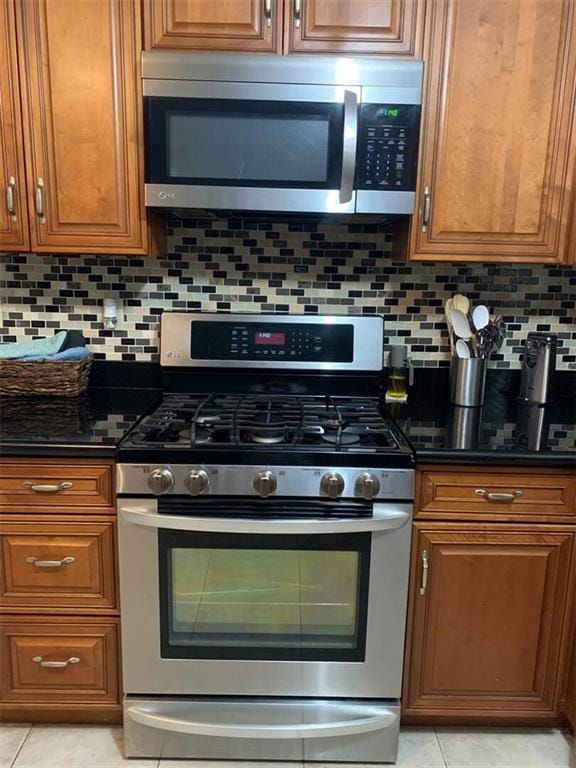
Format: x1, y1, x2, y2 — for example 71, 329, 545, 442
119, 502, 411, 534
126, 702, 397, 739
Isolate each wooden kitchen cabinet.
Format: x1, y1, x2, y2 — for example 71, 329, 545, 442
408, 0, 576, 263
284, 0, 424, 56
15, 0, 149, 254
417, 468, 576, 524
143, 0, 423, 57
0, 458, 121, 723
565, 639, 576, 730
403, 523, 576, 722
144, 0, 282, 52
0, 617, 120, 713
0, 0, 29, 251
0, 460, 114, 513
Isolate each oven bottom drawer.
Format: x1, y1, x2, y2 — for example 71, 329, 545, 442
123, 696, 400, 762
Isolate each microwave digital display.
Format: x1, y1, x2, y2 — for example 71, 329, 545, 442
255, 332, 286, 346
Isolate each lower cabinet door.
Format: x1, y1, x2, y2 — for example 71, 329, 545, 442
0, 617, 119, 704
565, 640, 576, 730
403, 524, 575, 719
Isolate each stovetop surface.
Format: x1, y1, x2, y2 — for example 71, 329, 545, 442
118, 391, 414, 468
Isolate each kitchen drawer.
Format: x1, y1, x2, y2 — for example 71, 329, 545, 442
417, 469, 576, 522
0, 617, 119, 704
0, 461, 113, 512
0, 520, 116, 612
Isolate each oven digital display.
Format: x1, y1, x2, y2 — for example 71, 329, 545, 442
254, 332, 285, 346
190, 321, 354, 362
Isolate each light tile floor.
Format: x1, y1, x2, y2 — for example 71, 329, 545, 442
0, 724, 573, 768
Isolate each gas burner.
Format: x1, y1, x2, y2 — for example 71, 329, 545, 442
248, 411, 288, 445
322, 430, 360, 446
177, 428, 191, 444
250, 433, 286, 445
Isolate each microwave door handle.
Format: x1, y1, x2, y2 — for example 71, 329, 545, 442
119, 503, 410, 534
339, 90, 358, 204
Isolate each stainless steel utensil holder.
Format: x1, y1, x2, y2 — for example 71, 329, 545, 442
450, 358, 487, 407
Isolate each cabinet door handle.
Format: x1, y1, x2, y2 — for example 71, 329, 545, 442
26, 556, 76, 569
265, 0, 272, 27
32, 656, 80, 669
35, 178, 45, 219
6, 176, 16, 219
419, 549, 429, 595
475, 488, 523, 503
23, 481, 73, 494
294, 0, 302, 28
421, 186, 431, 232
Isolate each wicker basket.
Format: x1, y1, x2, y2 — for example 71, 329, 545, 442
0, 353, 93, 397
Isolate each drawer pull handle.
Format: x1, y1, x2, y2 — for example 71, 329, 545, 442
25, 556, 75, 569
419, 549, 429, 595
23, 481, 73, 494
32, 656, 80, 669
475, 488, 523, 503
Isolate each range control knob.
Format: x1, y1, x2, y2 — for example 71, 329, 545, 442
184, 468, 210, 496
354, 473, 381, 500
320, 472, 345, 499
253, 470, 277, 498
147, 467, 175, 496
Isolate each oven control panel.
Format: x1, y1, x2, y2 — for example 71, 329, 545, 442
190, 321, 354, 362
357, 104, 420, 191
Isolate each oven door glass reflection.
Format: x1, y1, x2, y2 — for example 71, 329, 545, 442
159, 532, 370, 661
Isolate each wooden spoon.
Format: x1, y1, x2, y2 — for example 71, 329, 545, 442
452, 293, 470, 314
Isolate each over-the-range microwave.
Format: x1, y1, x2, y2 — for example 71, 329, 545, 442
143, 52, 422, 215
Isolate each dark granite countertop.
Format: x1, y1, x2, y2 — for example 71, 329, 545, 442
387, 369, 576, 468
1, 363, 574, 467
0, 385, 161, 459
0, 361, 162, 458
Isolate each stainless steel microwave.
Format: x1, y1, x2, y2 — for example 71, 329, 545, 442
143, 52, 422, 215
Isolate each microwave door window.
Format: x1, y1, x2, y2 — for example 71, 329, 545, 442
146, 98, 343, 189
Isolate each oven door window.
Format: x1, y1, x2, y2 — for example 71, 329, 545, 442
145, 98, 343, 189
159, 531, 370, 661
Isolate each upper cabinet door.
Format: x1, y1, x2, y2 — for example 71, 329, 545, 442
144, 0, 281, 52
0, 0, 29, 251
16, 0, 148, 254
285, 0, 424, 56
410, 0, 576, 262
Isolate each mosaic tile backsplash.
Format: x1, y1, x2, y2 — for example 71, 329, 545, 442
1, 214, 575, 368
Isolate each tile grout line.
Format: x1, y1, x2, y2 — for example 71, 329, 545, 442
434, 726, 450, 768
9, 723, 34, 768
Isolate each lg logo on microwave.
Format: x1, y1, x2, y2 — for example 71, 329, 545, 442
158, 191, 175, 200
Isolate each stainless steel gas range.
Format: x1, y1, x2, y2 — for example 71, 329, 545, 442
117, 312, 415, 763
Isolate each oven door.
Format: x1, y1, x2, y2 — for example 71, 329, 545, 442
118, 497, 412, 699
143, 81, 358, 213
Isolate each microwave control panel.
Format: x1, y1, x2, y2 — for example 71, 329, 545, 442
190, 321, 354, 362
356, 104, 420, 191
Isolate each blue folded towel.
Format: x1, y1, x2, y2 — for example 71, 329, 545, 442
21, 347, 90, 362
0, 331, 68, 360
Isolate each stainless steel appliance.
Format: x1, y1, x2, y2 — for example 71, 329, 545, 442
519, 332, 557, 404
143, 53, 422, 215
117, 312, 415, 763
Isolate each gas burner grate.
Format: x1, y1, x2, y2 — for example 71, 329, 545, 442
126, 393, 402, 453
